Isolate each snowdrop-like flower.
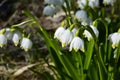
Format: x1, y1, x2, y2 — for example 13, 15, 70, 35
103, 0, 116, 6
81, 18, 92, 26
60, 29, 73, 47
12, 30, 22, 46
43, 5, 56, 16
21, 38, 33, 51
88, 0, 99, 8
75, 10, 88, 22
108, 32, 120, 49
54, 27, 65, 40
0, 34, 7, 48
4, 28, 13, 40
70, 36, 84, 52
77, 0, 87, 9
83, 25, 99, 41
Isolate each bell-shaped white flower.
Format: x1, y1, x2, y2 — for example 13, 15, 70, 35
60, 29, 73, 47
69, 36, 84, 52
0, 34, 7, 48
75, 10, 88, 22
83, 25, 99, 41
103, 0, 115, 6
12, 30, 22, 46
81, 18, 92, 26
4, 28, 13, 40
43, 5, 56, 16
21, 38, 33, 51
108, 32, 120, 49
77, 0, 87, 9
54, 27, 65, 40
88, 0, 99, 8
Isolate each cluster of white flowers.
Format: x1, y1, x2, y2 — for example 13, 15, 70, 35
43, 0, 64, 16
54, 24, 120, 52
0, 28, 32, 51
54, 27, 85, 52
54, 18, 100, 52
54, 21, 120, 51
77, 0, 116, 9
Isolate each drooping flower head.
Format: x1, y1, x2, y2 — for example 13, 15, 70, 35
88, 0, 99, 8
0, 34, 7, 48
4, 28, 13, 40
12, 30, 22, 46
81, 18, 92, 26
75, 10, 88, 22
77, 0, 87, 9
108, 32, 120, 49
60, 29, 73, 47
43, 5, 57, 16
54, 26, 65, 40
21, 38, 33, 51
83, 25, 99, 41
70, 36, 84, 52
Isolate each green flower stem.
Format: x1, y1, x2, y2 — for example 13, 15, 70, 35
77, 52, 84, 80
95, 43, 108, 79
101, 7, 105, 18
64, 0, 71, 16
95, 18, 108, 62
111, 5, 115, 15
62, 5, 68, 17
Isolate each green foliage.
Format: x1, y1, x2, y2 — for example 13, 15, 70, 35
1, 0, 120, 80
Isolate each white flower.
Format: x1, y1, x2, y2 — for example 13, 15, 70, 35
81, 18, 92, 26
0, 34, 7, 47
77, 0, 87, 9
12, 30, 22, 46
83, 25, 99, 41
88, 0, 99, 8
70, 37, 84, 52
103, 0, 116, 6
60, 29, 73, 47
54, 27, 65, 40
75, 10, 88, 22
108, 32, 120, 49
43, 5, 56, 16
4, 28, 13, 40
21, 38, 33, 51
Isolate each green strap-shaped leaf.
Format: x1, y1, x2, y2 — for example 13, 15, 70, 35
84, 39, 94, 70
